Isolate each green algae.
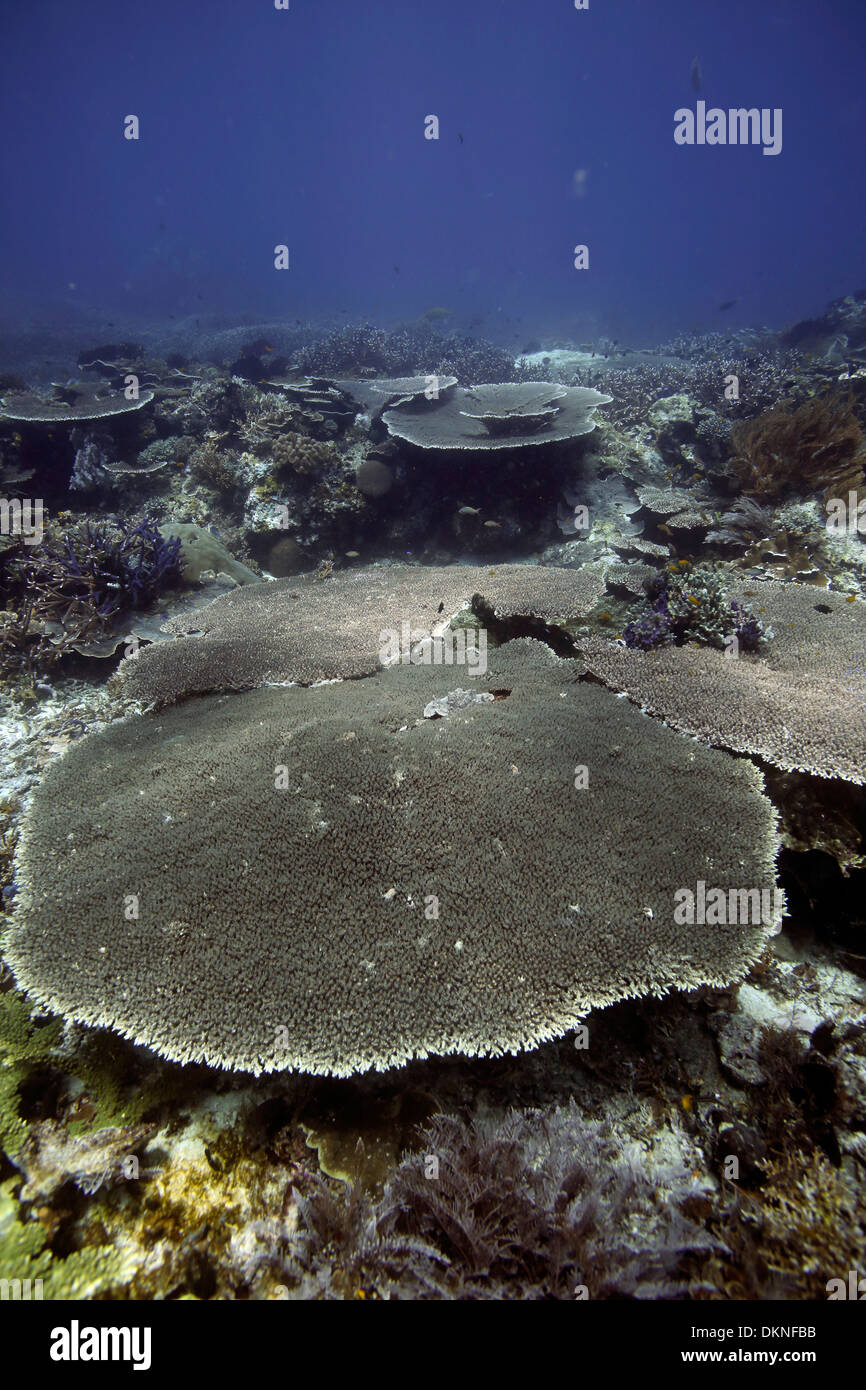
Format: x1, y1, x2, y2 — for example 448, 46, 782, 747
0, 1178, 135, 1300
0, 991, 63, 1157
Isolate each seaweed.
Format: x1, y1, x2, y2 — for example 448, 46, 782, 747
730, 390, 866, 503
278, 1105, 716, 1300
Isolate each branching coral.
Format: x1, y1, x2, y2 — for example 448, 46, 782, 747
0, 515, 183, 674
622, 563, 771, 652
290, 322, 522, 384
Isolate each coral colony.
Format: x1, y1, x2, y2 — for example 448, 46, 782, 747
1, 306, 865, 1307
0, 6, 864, 1320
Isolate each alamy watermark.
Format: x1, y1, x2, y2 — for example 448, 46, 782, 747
1, 1275, 43, 1300
675, 101, 782, 156
674, 880, 784, 926
379, 621, 487, 675
0, 497, 43, 546
826, 1270, 865, 1299
825, 489, 866, 535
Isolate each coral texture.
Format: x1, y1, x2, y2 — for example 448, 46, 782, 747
5, 641, 780, 1075
583, 580, 866, 782
118, 563, 606, 706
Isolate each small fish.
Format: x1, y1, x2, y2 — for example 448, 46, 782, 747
598, 612, 612, 621
718, 299, 738, 312
677, 560, 690, 567
483, 520, 501, 529
690, 56, 703, 93
458, 132, 464, 144
687, 594, 701, 605
437, 602, 444, 613
458, 505, 481, 515
846, 594, 857, 602
345, 550, 360, 558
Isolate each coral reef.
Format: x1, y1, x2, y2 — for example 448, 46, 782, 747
382, 383, 611, 450
2, 287, 866, 1303
622, 563, 771, 652
0, 1178, 136, 1299
0, 384, 155, 424
278, 1106, 716, 1299
157, 522, 259, 585
272, 431, 338, 476
289, 322, 522, 384
118, 563, 606, 705
0, 515, 183, 675
0, 990, 63, 1157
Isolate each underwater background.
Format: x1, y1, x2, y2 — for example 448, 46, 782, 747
0, 0, 864, 1307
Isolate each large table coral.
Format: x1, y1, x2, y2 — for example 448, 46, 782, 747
5, 640, 781, 1076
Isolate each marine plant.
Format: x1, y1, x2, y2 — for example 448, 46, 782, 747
730, 390, 866, 503
278, 1105, 716, 1300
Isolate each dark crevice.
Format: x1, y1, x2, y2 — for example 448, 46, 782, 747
776, 847, 866, 974
470, 598, 581, 657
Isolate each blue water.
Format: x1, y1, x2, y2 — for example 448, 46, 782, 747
1, 0, 864, 348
